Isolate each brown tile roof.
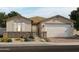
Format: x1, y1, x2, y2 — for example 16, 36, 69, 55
30, 16, 45, 24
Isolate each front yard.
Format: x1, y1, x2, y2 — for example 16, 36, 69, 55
1, 32, 79, 43
1, 37, 79, 43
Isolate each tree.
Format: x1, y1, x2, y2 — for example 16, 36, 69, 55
0, 12, 7, 28
7, 11, 20, 17
70, 7, 79, 30
0, 11, 20, 28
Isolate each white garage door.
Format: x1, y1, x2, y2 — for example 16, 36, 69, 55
45, 24, 73, 37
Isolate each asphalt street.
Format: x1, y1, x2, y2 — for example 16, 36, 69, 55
0, 45, 79, 52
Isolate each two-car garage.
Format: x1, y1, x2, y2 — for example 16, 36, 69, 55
40, 15, 74, 38
45, 24, 73, 37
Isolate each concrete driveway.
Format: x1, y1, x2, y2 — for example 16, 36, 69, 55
46, 38, 79, 42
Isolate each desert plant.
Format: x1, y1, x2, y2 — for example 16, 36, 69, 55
0, 38, 2, 42
2, 33, 12, 42
1, 38, 12, 42
24, 37, 28, 41
0, 35, 3, 38
2, 33, 8, 42
24, 36, 34, 42
20, 36, 23, 38
29, 35, 34, 39
7, 39, 12, 42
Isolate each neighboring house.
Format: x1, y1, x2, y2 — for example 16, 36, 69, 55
0, 28, 6, 35
6, 15, 31, 38
39, 15, 74, 38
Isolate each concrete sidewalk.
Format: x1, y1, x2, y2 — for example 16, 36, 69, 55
0, 42, 79, 47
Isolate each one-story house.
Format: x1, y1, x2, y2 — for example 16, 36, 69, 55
6, 15, 31, 38
5, 15, 74, 38
39, 15, 74, 38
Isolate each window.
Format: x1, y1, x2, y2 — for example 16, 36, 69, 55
17, 23, 21, 32
14, 23, 22, 32
22, 23, 25, 31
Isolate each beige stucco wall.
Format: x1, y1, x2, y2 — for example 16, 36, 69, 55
32, 25, 38, 32
6, 20, 14, 32
40, 17, 74, 32
6, 17, 31, 32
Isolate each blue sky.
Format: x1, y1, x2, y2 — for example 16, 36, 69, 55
0, 7, 77, 18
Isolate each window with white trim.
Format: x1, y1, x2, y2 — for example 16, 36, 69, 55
14, 23, 22, 32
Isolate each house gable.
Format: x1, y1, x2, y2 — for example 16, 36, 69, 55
6, 15, 31, 23
42, 15, 74, 24
39, 15, 74, 35
6, 15, 31, 32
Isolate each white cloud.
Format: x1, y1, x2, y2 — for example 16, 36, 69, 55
26, 7, 77, 18
0, 7, 77, 18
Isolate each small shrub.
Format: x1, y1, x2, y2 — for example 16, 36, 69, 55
20, 36, 23, 38
0, 38, 3, 42
15, 38, 21, 41
1, 38, 12, 42
24, 36, 34, 42
0, 35, 3, 38
24, 37, 28, 41
1, 39, 4, 42
7, 39, 12, 42
2, 33, 8, 42
29, 35, 34, 39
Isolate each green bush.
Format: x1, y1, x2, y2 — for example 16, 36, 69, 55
0, 35, 3, 38
29, 35, 34, 39
24, 37, 32, 41
1, 38, 12, 42
7, 39, 12, 42
0, 38, 3, 42
24, 37, 28, 41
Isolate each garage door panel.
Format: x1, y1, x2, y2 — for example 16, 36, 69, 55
45, 24, 72, 37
